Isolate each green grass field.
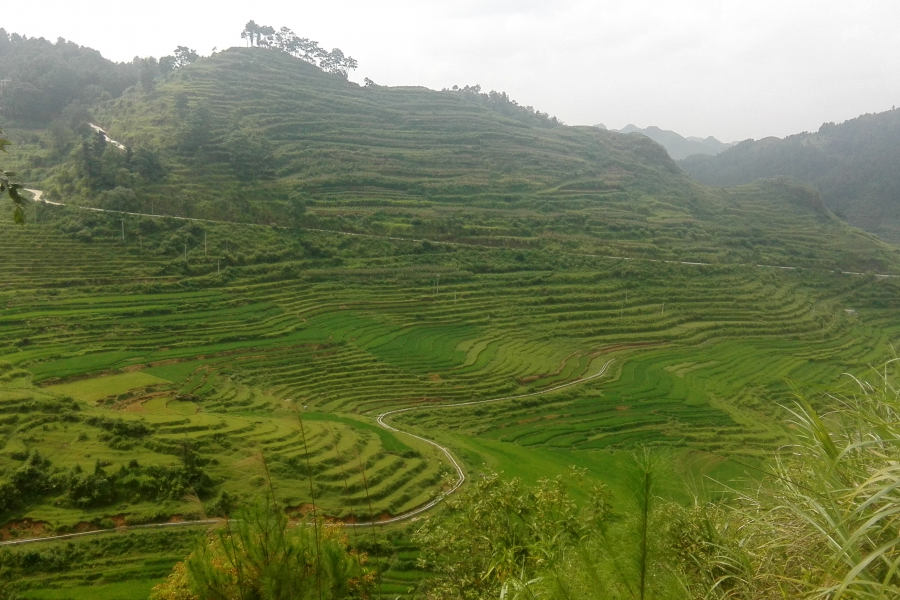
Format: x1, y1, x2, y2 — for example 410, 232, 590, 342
19, 580, 161, 600
45, 372, 171, 402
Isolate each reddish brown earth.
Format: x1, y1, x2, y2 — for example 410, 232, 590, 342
0, 519, 49, 541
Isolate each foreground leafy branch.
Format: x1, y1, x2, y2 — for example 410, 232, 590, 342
0, 127, 25, 224
414, 459, 680, 600
150, 500, 373, 600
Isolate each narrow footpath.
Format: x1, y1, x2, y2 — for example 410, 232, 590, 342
21, 190, 898, 279
0, 359, 614, 545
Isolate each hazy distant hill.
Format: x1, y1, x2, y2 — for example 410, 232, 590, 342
595, 123, 734, 160
0, 29, 137, 123
680, 108, 900, 243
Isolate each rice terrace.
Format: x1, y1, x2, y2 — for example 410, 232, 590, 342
2, 18, 900, 600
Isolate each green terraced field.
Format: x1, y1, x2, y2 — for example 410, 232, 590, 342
2, 210, 898, 534
2, 45, 900, 597
5, 210, 897, 598
1, 527, 205, 598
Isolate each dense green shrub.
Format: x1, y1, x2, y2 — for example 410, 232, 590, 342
0, 448, 212, 515
151, 501, 372, 600
83, 415, 151, 438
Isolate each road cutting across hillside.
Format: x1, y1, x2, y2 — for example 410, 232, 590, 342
20, 189, 900, 279
0, 358, 615, 545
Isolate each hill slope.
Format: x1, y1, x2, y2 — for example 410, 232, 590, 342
6, 47, 898, 273
680, 108, 900, 243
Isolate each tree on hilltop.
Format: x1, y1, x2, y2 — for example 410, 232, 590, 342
241, 22, 358, 78
256, 25, 276, 47
173, 46, 199, 68
240, 20, 259, 46
241, 21, 275, 47
318, 48, 358, 78
159, 46, 199, 75
138, 56, 159, 92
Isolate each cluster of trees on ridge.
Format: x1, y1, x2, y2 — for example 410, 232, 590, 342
240, 20, 358, 78
445, 83, 562, 128
0, 396, 214, 516
0, 449, 211, 515
0, 29, 138, 124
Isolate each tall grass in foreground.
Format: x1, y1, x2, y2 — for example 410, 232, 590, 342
511, 451, 682, 600
673, 359, 900, 599
415, 360, 900, 600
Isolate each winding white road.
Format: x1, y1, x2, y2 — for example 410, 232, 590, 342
20, 190, 899, 280
6, 172, 897, 545
88, 123, 127, 151
0, 358, 614, 545
359, 358, 615, 526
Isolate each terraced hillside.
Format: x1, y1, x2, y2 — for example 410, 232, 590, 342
6, 47, 899, 274
1, 203, 899, 539
2, 42, 900, 599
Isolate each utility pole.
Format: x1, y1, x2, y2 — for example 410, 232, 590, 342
120, 219, 125, 242
184, 242, 187, 260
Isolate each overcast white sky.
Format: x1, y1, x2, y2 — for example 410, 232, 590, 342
5, 1, 900, 141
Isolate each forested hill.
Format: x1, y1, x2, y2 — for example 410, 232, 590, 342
0, 29, 138, 124
4, 45, 900, 272
680, 108, 900, 243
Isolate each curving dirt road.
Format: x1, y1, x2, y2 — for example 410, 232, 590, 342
359, 358, 615, 527
88, 123, 127, 151
0, 360, 614, 545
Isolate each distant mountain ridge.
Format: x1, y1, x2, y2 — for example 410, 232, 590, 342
679, 108, 900, 244
594, 123, 734, 160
